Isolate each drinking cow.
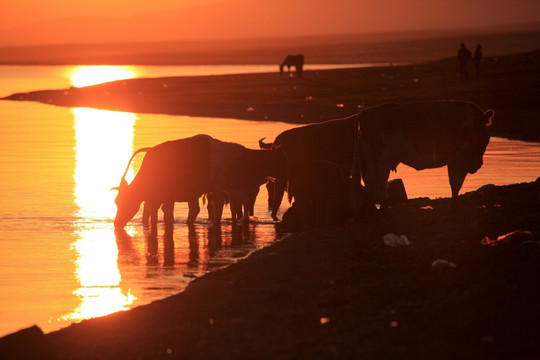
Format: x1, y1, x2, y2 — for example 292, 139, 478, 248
113, 134, 218, 229
113, 134, 286, 229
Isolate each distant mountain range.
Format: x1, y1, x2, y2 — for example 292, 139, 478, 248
0, 23, 539, 66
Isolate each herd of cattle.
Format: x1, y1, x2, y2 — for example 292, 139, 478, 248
112, 100, 494, 232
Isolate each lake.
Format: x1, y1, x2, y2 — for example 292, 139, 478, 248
0, 65, 539, 337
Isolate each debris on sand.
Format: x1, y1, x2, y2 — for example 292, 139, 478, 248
431, 259, 456, 269
383, 233, 411, 247
481, 230, 534, 246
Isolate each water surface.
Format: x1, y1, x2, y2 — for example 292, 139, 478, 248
0, 100, 295, 336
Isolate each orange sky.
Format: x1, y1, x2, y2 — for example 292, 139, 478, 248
2, 0, 540, 46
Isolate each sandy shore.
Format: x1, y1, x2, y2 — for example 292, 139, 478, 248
1, 51, 539, 359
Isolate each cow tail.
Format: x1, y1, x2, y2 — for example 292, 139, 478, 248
120, 147, 151, 183
276, 145, 293, 202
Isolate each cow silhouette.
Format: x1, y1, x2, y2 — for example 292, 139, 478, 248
259, 114, 361, 221
280, 54, 304, 78
358, 101, 494, 210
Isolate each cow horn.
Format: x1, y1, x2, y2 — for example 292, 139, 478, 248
259, 137, 273, 149
119, 147, 151, 183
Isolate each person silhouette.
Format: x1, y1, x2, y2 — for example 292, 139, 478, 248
473, 44, 483, 77
457, 43, 472, 80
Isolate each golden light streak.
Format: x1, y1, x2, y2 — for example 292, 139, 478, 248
63, 107, 138, 322
66, 65, 139, 87
73, 107, 136, 219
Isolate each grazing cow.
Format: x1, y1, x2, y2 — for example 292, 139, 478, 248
260, 114, 361, 220
113, 135, 221, 229
280, 54, 304, 78
281, 160, 351, 231
358, 101, 494, 209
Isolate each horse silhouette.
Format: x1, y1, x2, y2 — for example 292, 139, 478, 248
280, 54, 304, 78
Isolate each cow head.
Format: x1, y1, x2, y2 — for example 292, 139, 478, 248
457, 109, 494, 174
113, 179, 142, 229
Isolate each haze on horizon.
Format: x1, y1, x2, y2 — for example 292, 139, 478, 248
2, 0, 540, 47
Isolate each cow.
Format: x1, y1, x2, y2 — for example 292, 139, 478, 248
280, 54, 304, 78
113, 134, 221, 230
260, 114, 361, 220
224, 147, 287, 225
358, 101, 494, 210
281, 159, 351, 231
114, 134, 286, 230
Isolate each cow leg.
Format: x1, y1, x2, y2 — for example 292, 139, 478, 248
376, 167, 392, 211
376, 151, 397, 210
145, 201, 160, 230
364, 160, 389, 211
271, 179, 286, 221
206, 194, 215, 221
266, 182, 274, 209
162, 201, 175, 228
187, 197, 200, 225
360, 142, 380, 213
448, 165, 467, 209
229, 197, 241, 225
241, 203, 251, 225
362, 166, 377, 212
248, 187, 259, 216
211, 192, 225, 226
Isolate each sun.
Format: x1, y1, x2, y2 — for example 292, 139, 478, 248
66, 65, 139, 87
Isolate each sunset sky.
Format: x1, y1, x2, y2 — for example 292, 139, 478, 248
1, 0, 540, 46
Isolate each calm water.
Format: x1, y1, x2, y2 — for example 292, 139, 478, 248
0, 65, 539, 337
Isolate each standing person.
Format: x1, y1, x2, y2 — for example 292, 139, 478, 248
473, 44, 483, 77
457, 43, 472, 80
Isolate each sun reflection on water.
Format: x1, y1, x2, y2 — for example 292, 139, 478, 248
63, 107, 138, 322
73, 107, 136, 218
66, 65, 139, 87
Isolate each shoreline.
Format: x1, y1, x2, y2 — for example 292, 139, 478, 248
3, 50, 540, 142
3, 180, 538, 359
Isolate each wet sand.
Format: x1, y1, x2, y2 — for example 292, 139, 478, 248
1, 51, 540, 359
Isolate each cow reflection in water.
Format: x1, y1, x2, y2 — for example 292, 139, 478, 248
144, 226, 175, 267
114, 221, 261, 276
